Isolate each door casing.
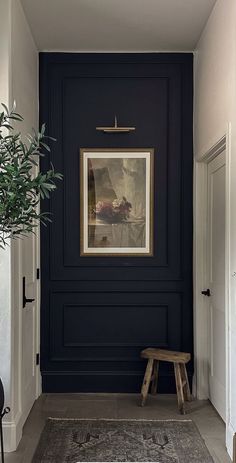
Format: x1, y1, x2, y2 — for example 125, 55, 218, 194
207, 149, 226, 420
193, 127, 230, 451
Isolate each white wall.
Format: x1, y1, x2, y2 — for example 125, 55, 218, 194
194, 0, 236, 457
0, 0, 14, 450
11, 0, 38, 132
0, 0, 38, 451
194, 0, 236, 158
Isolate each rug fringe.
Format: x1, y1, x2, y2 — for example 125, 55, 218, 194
47, 417, 193, 422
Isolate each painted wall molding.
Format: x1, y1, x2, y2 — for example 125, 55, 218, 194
195, 128, 227, 162
198, 134, 226, 162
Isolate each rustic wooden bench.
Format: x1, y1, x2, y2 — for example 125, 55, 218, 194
140, 348, 192, 414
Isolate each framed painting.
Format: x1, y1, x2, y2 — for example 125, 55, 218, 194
80, 148, 154, 256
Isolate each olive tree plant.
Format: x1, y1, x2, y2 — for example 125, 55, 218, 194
0, 103, 62, 448
0, 104, 62, 248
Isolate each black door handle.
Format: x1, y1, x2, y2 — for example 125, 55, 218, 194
23, 277, 35, 308
201, 288, 211, 297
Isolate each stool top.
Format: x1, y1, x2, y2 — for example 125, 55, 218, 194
141, 348, 191, 363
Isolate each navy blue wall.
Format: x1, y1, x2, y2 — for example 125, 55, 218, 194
39, 53, 193, 392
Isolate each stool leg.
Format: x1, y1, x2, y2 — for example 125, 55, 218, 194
151, 360, 159, 395
174, 363, 185, 414
181, 363, 191, 401
141, 359, 154, 406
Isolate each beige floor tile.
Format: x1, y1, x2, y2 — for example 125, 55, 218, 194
4, 393, 231, 463
65, 398, 118, 418
204, 436, 231, 463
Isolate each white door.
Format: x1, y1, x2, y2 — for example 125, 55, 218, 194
207, 151, 226, 421
21, 220, 40, 420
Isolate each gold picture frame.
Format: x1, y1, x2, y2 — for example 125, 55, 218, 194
80, 148, 154, 256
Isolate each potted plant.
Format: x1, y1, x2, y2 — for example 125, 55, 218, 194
0, 103, 62, 460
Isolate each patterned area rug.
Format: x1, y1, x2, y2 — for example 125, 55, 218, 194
32, 418, 213, 462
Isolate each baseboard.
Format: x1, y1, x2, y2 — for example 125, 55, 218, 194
42, 371, 193, 393
3, 411, 23, 452
226, 422, 235, 460
3, 402, 35, 452
233, 433, 236, 463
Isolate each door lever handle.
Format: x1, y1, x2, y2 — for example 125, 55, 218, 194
201, 288, 211, 297
23, 277, 35, 308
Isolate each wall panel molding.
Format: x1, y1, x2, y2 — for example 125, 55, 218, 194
40, 53, 193, 393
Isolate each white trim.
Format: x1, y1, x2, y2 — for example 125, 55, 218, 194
195, 126, 229, 161
193, 130, 228, 398
225, 124, 232, 459
35, 222, 42, 399
226, 422, 235, 460
2, 399, 37, 452
198, 135, 227, 163
3, 409, 24, 452
194, 126, 231, 454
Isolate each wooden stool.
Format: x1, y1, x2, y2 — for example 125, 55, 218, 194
140, 348, 191, 414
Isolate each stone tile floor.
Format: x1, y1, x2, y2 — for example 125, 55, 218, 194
5, 394, 231, 463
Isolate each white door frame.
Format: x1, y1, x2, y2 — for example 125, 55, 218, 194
193, 126, 231, 446
35, 224, 42, 398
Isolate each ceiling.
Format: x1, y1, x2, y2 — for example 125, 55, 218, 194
20, 0, 216, 52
